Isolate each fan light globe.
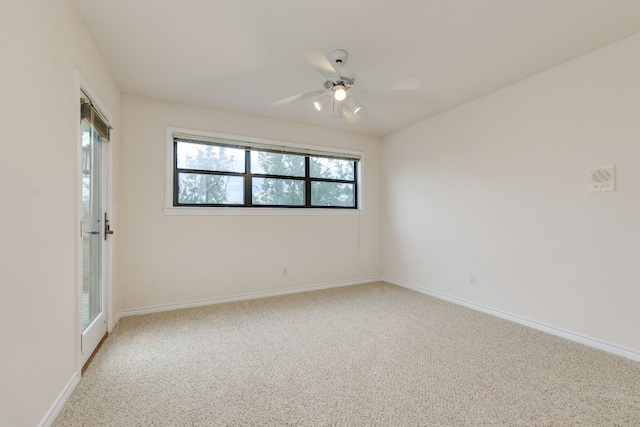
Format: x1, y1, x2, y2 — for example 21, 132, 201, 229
333, 87, 347, 102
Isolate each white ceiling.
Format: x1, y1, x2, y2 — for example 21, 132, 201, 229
71, 0, 640, 136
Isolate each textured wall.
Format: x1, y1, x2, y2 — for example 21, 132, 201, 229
383, 33, 640, 355
118, 95, 382, 311
0, 0, 121, 425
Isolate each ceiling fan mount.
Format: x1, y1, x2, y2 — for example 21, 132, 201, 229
323, 50, 355, 87
331, 49, 348, 64
271, 49, 421, 122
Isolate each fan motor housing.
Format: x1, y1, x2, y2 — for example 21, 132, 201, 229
331, 49, 348, 64
338, 68, 355, 85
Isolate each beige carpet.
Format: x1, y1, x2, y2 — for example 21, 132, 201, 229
54, 282, 640, 426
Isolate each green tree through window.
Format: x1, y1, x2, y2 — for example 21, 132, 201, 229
173, 136, 359, 208
176, 142, 244, 204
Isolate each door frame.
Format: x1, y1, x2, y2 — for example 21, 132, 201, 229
75, 70, 114, 372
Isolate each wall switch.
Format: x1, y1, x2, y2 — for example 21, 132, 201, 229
470, 275, 476, 286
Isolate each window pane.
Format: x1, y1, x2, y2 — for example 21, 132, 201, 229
311, 182, 355, 207
251, 151, 305, 177
309, 157, 354, 180
178, 173, 244, 204
252, 178, 304, 205
176, 142, 245, 173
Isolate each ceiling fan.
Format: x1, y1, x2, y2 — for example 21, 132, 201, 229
270, 49, 421, 121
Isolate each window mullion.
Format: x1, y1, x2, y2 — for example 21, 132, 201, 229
353, 161, 358, 209
308, 177, 355, 184
245, 149, 251, 206
305, 156, 311, 207
173, 140, 179, 206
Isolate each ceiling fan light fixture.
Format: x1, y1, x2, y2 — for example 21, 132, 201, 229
272, 49, 420, 123
333, 86, 347, 102
313, 95, 330, 111
331, 97, 343, 119
347, 98, 362, 115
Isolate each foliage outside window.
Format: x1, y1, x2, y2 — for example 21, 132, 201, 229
173, 135, 359, 209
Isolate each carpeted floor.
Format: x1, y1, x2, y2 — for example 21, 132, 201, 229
54, 282, 640, 426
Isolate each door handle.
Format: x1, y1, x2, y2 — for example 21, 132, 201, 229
104, 212, 114, 241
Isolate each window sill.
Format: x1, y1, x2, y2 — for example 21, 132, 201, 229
163, 207, 365, 216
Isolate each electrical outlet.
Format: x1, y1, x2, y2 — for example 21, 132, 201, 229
282, 267, 288, 276
469, 275, 476, 286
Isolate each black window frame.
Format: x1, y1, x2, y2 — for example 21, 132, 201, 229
173, 137, 359, 209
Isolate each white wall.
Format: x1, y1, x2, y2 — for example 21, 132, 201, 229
383, 33, 640, 355
0, 0, 121, 425
3, 1, 636, 424
118, 95, 382, 312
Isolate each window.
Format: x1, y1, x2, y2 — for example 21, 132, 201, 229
170, 130, 360, 209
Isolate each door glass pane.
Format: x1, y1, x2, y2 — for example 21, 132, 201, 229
81, 120, 102, 329
311, 182, 355, 207
252, 178, 305, 205
178, 173, 244, 204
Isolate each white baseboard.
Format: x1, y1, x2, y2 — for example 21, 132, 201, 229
383, 276, 640, 363
116, 277, 383, 319
110, 311, 122, 333
38, 372, 80, 427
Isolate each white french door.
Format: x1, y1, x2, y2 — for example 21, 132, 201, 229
79, 92, 112, 369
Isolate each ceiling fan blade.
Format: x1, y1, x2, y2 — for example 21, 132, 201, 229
301, 50, 341, 82
343, 108, 362, 123
355, 77, 421, 91
270, 89, 323, 107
